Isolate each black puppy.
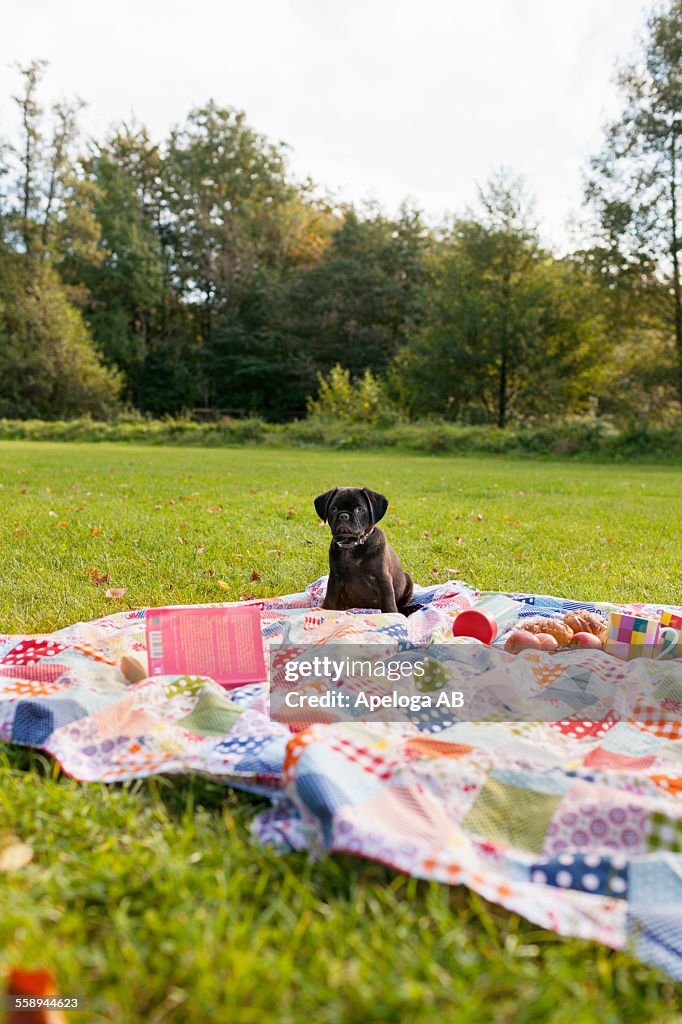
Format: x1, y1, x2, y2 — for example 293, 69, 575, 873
314, 486, 414, 613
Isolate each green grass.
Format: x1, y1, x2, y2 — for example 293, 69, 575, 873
0, 441, 681, 1023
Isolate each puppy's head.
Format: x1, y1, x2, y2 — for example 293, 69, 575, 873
314, 487, 388, 547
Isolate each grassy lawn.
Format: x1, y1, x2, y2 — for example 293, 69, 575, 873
0, 441, 681, 1022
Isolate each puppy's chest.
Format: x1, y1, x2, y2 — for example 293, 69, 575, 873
335, 573, 380, 602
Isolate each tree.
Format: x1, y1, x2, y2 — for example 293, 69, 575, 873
587, 0, 682, 408
286, 204, 431, 382
163, 103, 296, 309
394, 175, 605, 426
0, 258, 122, 419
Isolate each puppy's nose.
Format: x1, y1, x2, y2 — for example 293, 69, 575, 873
338, 512, 350, 520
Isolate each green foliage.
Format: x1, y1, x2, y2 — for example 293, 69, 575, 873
0, 47, 680, 427
307, 363, 402, 425
0, 413, 681, 462
394, 175, 607, 427
286, 204, 431, 378
586, 0, 682, 405
0, 259, 122, 419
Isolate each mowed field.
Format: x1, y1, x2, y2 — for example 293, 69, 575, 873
0, 442, 681, 1023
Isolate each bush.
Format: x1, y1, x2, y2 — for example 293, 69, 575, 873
306, 364, 402, 426
0, 260, 122, 420
0, 413, 680, 461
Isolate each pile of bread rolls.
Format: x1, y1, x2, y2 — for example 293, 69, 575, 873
504, 610, 607, 653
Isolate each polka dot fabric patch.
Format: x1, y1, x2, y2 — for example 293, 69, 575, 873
530, 851, 628, 897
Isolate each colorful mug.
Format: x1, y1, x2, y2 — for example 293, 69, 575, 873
605, 612, 660, 661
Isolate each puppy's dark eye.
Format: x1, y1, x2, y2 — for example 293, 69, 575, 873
355, 506, 365, 513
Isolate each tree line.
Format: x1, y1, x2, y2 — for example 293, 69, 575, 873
0, 0, 680, 427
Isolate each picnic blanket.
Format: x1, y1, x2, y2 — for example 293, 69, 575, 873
2, 578, 682, 980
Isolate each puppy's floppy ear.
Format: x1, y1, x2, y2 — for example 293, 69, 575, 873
314, 488, 338, 523
362, 488, 388, 524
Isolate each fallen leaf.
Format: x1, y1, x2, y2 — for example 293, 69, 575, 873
251, 569, 262, 581
14, 528, 27, 536
176, 536, 187, 544
91, 527, 100, 536
179, 523, 188, 530
206, 569, 216, 578
422, 531, 430, 539
475, 513, 483, 522
84, 568, 111, 586
153, 504, 162, 511
0, 842, 33, 872
239, 593, 256, 601
217, 580, 230, 590
168, 499, 177, 506
207, 505, 222, 514
105, 587, 126, 599
56, 521, 69, 528
265, 549, 284, 556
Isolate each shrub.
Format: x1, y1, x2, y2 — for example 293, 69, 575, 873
306, 364, 402, 426
0, 260, 122, 420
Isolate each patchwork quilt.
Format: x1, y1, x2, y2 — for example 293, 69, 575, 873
2, 578, 682, 980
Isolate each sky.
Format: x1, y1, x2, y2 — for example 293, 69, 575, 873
1, 0, 650, 252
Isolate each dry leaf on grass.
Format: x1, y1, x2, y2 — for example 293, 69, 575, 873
251, 570, 262, 581
84, 568, 111, 586
0, 842, 33, 872
105, 587, 126, 599
217, 580, 230, 590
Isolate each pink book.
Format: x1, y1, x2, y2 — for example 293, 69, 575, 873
146, 606, 266, 689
